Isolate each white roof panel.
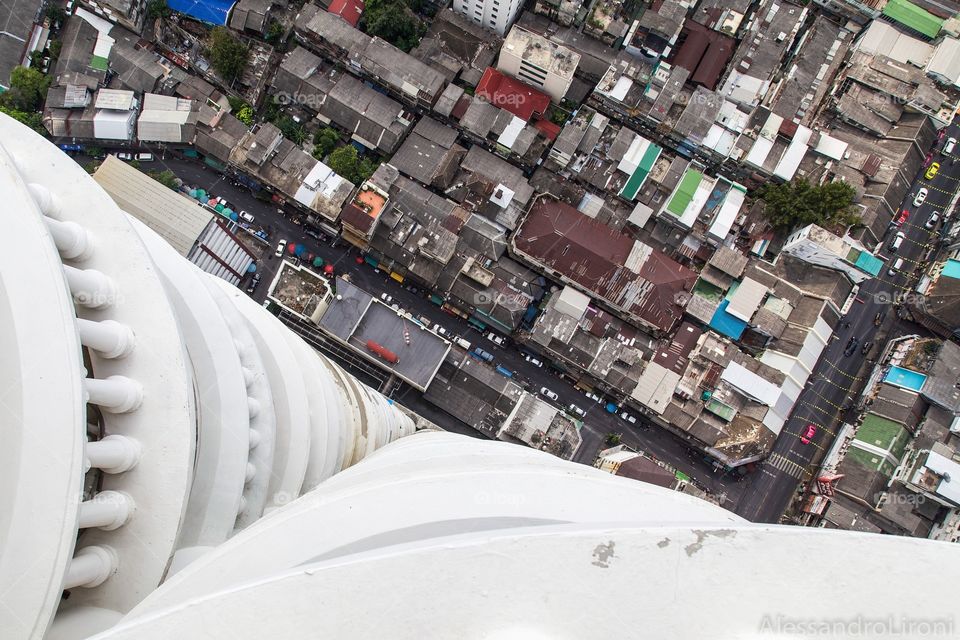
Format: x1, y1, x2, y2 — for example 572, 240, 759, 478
727, 277, 767, 322
721, 361, 780, 407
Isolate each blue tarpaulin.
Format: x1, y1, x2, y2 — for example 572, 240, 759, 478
709, 300, 748, 341
167, 0, 234, 25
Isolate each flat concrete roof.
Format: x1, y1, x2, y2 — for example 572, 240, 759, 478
318, 277, 449, 389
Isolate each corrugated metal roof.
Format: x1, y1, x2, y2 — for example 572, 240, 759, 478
93, 155, 212, 256
882, 0, 943, 39
666, 168, 703, 216
726, 277, 767, 323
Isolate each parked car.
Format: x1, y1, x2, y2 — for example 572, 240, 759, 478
888, 257, 904, 276
246, 272, 262, 294
889, 232, 906, 252
800, 424, 817, 445
585, 392, 602, 403
115, 152, 133, 161
893, 209, 910, 227
946, 137, 957, 154
926, 212, 941, 229
275, 239, 287, 257
568, 404, 586, 418
487, 332, 506, 347
381, 293, 393, 304
239, 210, 255, 223
135, 152, 154, 162
843, 336, 860, 357
925, 162, 940, 180
914, 188, 928, 206
524, 354, 543, 367
861, 340, 874, 356
620, 412, 637, 424
540, 387, 559, 401
472, 347, 495, 363
454, 337, 471, 350
495, 365, 513, 378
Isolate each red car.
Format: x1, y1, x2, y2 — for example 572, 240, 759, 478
894, 209, 910, 227
923, 152, 934, 167
800, 424, 817, 445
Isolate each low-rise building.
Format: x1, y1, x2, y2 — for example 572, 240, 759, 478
389, 117, 466, 188
781, 224, 884, 284
93, 156, 255, 285
295, 4, 448, 107
512, 196, 697, 335
411, 9, 501, 86
229, 0, 275, 34
137, 93, 199, 144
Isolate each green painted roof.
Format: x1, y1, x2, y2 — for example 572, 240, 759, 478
844, 446, 897, 475
91, 55, 109, 71
619, 143, 661, 200
854, 413, 910, 459
882, 0, 944, 38
666, 168, 703, 216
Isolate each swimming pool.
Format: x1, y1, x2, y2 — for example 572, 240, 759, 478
884, 365, 927, 392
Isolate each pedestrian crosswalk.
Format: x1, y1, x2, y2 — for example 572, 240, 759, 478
764, 453, 807, 481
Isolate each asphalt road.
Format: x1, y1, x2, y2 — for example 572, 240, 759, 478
130, 154, 748, 505
734, 120, 960, 523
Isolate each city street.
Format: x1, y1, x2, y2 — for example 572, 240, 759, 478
734, 120, 960, 523
126, 154, 747, 504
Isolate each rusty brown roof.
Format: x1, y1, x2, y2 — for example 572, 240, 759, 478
514, 199, 696, 333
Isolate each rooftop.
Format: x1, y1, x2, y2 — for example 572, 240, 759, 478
475, 67, 551, 121
93, 156, 211, 257
327, 0, 364, 27
501, 25, 581, 80
317, 277, 451, 390
513, 198, 696, 333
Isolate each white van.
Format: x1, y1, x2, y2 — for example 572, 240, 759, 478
889, 232, 906, 252
454, 337, 471, 350
888, 257, 904, 276
946, 137, 957, 154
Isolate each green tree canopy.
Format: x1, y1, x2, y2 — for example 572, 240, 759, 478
760, 179, 860, 231
147, 0, 171, 19
209, 27, 249, 83
327, 145, 360, 183
0, 66, 51, 112
148, 169, 180, 190
312, 127, 339, 160
362, 0, 425, 52
327, 145, 378, 184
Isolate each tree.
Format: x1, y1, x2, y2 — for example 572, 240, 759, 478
236, 104, 254, 125
362, 0, 425, 52
147, 0, 171, 19
312, 127, 339, 160
0, 66, 51, 112
265, 20, 285, 46
328, 145, 360, 183
274, 114, 307, 145
760, 179, 860, 231
358, 156, 378, 183
604, 433, 622, 446
209, 27, 249, 83
148, 169, 180, 190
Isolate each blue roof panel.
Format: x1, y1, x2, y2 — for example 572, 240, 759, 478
167, 0, 234, 25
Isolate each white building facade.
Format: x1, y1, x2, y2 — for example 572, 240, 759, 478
497, 25, 580, 101
453, 0, 524, 36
